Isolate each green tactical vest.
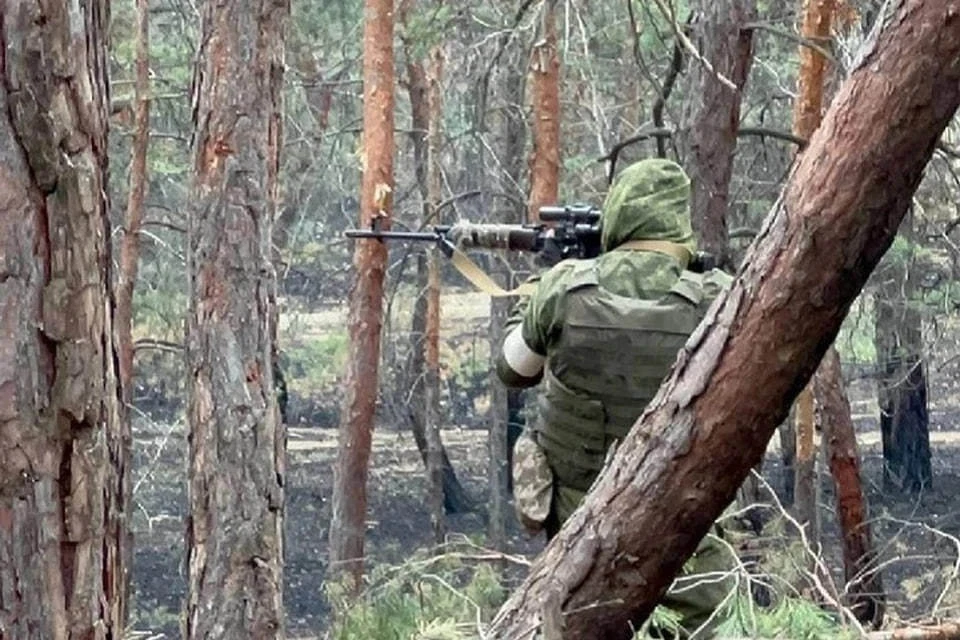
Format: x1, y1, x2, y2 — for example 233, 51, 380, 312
533, 261, 710, 494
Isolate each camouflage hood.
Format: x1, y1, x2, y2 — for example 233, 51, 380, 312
599, 158, 696, 254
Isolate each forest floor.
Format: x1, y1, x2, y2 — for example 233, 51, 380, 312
128, 406, 960, 639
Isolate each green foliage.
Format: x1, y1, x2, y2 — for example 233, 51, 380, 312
714, 593, 856, 640
326, 552, 507, 640
834, 297, 877, 365
134, 277, 187, 341
285, 331, 349, 391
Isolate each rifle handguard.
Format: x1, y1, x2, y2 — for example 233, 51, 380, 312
445, 222, 543, 252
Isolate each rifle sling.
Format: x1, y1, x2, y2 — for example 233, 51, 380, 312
449, 247, 537, 297
615, 239, 691, 269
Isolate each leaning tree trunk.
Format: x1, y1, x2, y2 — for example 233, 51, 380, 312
875, 235, 932, 493
487, 2, 960, 636
0, 0, 129, 636
677, 0, 761, 530
677, 0, 757, 269
328, 0, 395, 591
184, 0, 288, 637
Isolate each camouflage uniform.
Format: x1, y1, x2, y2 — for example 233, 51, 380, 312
498, 158, 737, 638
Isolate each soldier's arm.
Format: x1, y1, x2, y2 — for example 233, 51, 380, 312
496, 266, 568, 388
496, 274, 545, 388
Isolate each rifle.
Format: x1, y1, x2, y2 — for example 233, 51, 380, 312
344, 204, 716, 296
344, 204, 603, 264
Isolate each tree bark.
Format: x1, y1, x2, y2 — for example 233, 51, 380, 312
0, 0, 129, 636
398, 0, 474, 517
677, 0, 762, 531
328, 0, 394, 591
676, 0, 757, 268
792, 0, 840, 552
487, 2, 960, 636
484, 42, 527, 550
425, 39, 446, 545
527, 0, 560, 222
794, 383, 820, 542
815, 349, 885, 627
183, 0, 288, 636
116, 0, 151, 406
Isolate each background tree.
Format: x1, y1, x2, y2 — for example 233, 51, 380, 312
876, 213, 934, 492
183, 0, 289, 636
0, 0, 129, 635
791, 0, 840, 555
116, 0, 151, 403
528, 0, 561, 220
677, 0, 757, 269
327, 0, 396, 590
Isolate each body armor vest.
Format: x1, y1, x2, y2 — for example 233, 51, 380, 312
534, 262, 710, 493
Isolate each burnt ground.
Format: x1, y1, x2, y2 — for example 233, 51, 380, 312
127, 408, 960, 638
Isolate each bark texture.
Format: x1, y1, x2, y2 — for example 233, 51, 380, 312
677, 0, 757, 268
425, 40, 446, 544
0, 0, 129, 636
485, 43, 527, 550
791, 0, 839, 549
116, 0, 151, 404
328, 0, 394, 589
399, 2, 474, 516
184, 0, 288, 636
487, 2, 960, 636
815, 349, 885, 627
527, 0, 560, 222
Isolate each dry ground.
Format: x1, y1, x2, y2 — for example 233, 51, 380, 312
128, 416, 960, 638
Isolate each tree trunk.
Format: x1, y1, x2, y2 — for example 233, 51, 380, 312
484, 43, 527, 550
424, 40, 446, 545
328, 0, 394, 591
488, 298, 511, 550
792, 0, 841, 552
527, 0, 560, 221
815, 349, 885, 627
398, 1, 474, 517
116, 0, 151, 405
487, 2, 960, 636
0, 0, 129, 636
676, 0, 757, 268
183, 0, 288, 636
876, 238, 932, 493
794, 383, 820, 542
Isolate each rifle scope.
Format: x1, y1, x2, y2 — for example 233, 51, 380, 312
538, 205, 601, 225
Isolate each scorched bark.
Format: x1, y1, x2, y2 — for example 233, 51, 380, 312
0, 0, 129, 636
184, 0, 288, 637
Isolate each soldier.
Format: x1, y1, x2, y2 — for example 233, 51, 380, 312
497, 158, 737, 638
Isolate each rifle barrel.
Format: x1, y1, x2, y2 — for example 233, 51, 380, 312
344, 229, 442, 241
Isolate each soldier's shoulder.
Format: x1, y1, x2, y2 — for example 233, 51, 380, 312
535, 258, 595, 294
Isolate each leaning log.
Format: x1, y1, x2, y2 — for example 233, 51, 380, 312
486, 2, 960, 637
